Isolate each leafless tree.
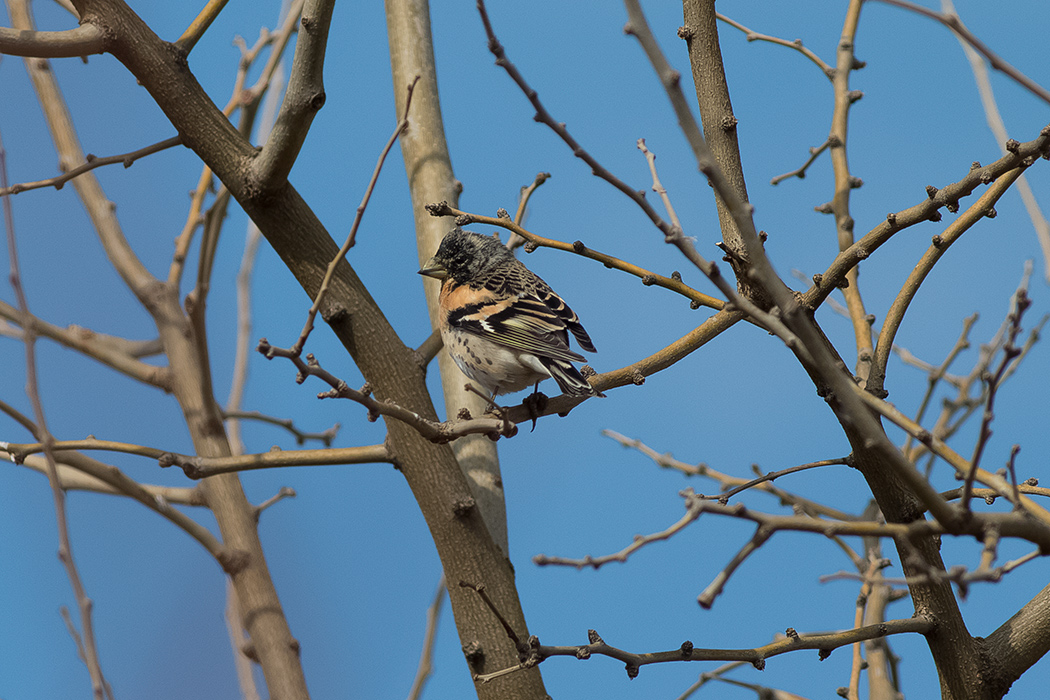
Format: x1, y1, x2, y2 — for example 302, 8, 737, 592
2, 1, 1048, 699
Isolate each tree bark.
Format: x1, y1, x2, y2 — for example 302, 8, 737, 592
385, 0, 510, 555
68, 1, 546, 697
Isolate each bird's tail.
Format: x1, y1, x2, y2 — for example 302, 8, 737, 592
542, 358, 605, 398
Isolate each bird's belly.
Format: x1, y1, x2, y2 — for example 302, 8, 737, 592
442, 328, 549, 395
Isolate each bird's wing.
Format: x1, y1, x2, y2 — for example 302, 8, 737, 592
447, 293, 587, 364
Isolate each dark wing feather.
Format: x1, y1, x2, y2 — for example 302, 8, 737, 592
447, 295, 587, 364
534, 286, 596, 353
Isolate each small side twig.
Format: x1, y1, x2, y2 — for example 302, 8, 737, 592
715, 12, 834, 78
960, 285, 1030, 510
507, 171, 551, 249
2, 128, 110, 700
222, 410, 340, 446
290, 75, 420, 355
697, 526, 772, 609
0, 136, 182, 198
406, 576, 447, 700
770, 138, 832, 185
258, 339, 517, 442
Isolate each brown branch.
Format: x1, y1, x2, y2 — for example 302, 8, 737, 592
254, 486, 296, 517
222, 410, 340, 446
704, 458, 851, 505
223, 582, 260, 700
960, 285, 1030, 510
626, 0, 808, 350
426, 201, 722, 311
0, 298, 171, 389
851, 385, 1050, 533
870, 168, 1025, 393
161, 444, 391, 479
252, 0, 335, 189
170, 5, 302, 287
175, 0, 231, 53
5, 447, 224, 558
476, 0, 675, 240
406, 576, 446, 700
715, 12, 833, 78
825, 0, 872, 382
506, 171, 550, 249
0, 21, 104, 57
697, 526, 772, 608
533, 493, 706, 571
602, 430, 860, 521
3, 437, 390, 479
0, 135, 182, 197
5, 449, 200, 502
803, 125, 1050, 311
258, 338, 518, 442
1, 123, 110, 699
900, 313, 977, 458
941, 0, 1050, 284
770, 138, 832, 185
473, 617, 933, 683
484, 0, 792, 347
290, 75, 420, 355
637, 138, 684, 235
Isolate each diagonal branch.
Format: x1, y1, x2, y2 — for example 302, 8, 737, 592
870, 167, 1025, 392
252, 0, 333, 189
0, 298, 170, 389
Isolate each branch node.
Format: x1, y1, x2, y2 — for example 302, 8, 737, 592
453, 497, 477, 518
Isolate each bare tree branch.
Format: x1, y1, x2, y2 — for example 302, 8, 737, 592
0, 21, 104, 57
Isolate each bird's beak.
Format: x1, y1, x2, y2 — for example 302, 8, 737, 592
418, 256, 448, 280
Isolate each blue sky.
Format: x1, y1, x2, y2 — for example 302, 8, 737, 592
2, 1, 1049, 698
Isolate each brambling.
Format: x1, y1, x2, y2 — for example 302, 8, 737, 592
419, 228, 603, 399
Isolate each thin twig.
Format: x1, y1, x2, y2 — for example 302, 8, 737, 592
258, 339, 517, 442
803, 125, 1050, 311
851, 384, 1050, 534
637, 139, 684, 234
223, 410, 340, 446
224, 581, 261, 700
602, 430, 859, 521
290, 75, 420, 355
5, 437, 390, 480
960, 284, 1030, 510
0, 136, 182, 197
426, 201, 722, 311
770, 138, 832, 185
506, 171, 550, 249
715, 12, 834, 77
697, 526, 772, 608
1, 127, 110, 700
871, 168, 1026, 392
406, 575, 447, 700
901, 313, 977, 458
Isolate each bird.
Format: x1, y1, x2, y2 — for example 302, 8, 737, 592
418, 227, 603, 399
